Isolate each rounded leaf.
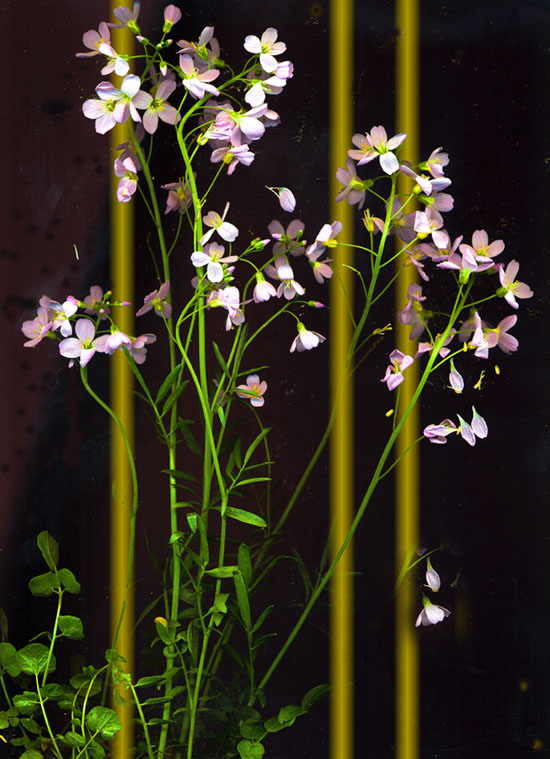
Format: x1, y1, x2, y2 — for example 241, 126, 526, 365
17, 644, 54, 676
86, 706, 122, 740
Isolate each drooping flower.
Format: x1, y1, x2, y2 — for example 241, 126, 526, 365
497, 260, 533, 309
425, 558, 441, 592
114, 154, 139, 203
244, 28, 287, 73
136, 281, 172, 318
236, 374, 267, 407
415, 598, 451, 627
420, 147, 450, 178
290, 322, 326, 353
129, 333, 157, 364
253, 273, 277, 303
381, 349, 414, 390
398, 283, 429, 340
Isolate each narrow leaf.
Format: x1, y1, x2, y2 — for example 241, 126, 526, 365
233, 572, 251, 631
155, 363, 183, 405
238, 544, 252, 586
243, 427, 271, 466
226, 507, 266, 529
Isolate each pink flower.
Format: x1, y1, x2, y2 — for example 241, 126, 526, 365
114, 154, 139, 202
398, 283, 429, 340
200, 202, 239, 245
163, 4, 182, 32
58, 318, 107, 367
413, 208, 447, 249
420, 147, 449, 178
381, 349, 414, 391
348, 126, 406, 175
138, 80, 181, 134
83, 75, 147, 134
179, 54, 220, 100
264, 255, 305, 300
40, 297, 78, 337
415, 598, 451, 627
207, 286, 244, 330
487, 315, 519, 355
244, 28, 287, 73
306, 247, 333, 284
210, 143, 255, 175
21, 308, 53, 347
253, 273, 277, 303
161, 175, 194, 214
497, 260, 533, 309
76, 22, 112, 58
236, 374, 267, 407
290, 322, 326, 353
110, 2, 141, 31
83, 285, 110, 319
459, 229, 504, 263
129, 333, 156, 364
267, 219, 305, 257
191, 242, 238, 283
136, 281, 172, 318
336, 158, 366, 208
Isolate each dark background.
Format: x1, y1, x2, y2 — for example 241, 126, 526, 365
1, 1, 549, 757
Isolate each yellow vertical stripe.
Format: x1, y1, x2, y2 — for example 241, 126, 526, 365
110, 5, 135, 757
395, 2, 420, 759
329, 2, 354, 758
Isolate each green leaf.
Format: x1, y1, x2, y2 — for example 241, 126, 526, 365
226, 507, 266, 529
135, 675, 166, 688
161, 381, 188, 418
237, 739, 265, 759
238, 544, 252, 586
58, 615, 84, 640
57, 568, 81, 594
86, 706, 122, 740
212, 341, 230, 378
178, 420, 201, 455
186, 513, 198, 533
37, 531, 59, 571
233, 477, 271, 487
239, 717, 265, 741
243, 428, 270, 466
87, 739, 106, 758
155, 620, 172, 645
301, 683, 331, 710
251, 605, 274, 634
233, 572, 251, 631
278, 704, 306, 724
20, 716, 41, 733
205, 566, 238, 579
0, 641, 21, 677
13, 692, 40, 714
63, 731, 86, 747
41, 683, 64, 699
18, 750, 43, 759
28, 571, 58, 597
17, 644, 53, 676
155, 363, 183, 405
